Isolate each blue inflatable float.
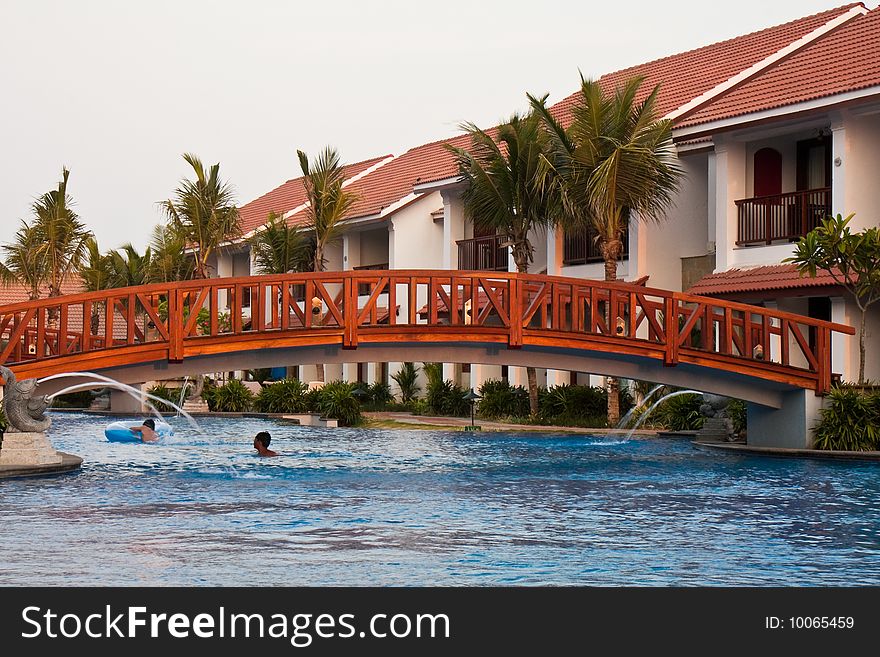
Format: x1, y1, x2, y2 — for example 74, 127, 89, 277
104, 420, 173, 442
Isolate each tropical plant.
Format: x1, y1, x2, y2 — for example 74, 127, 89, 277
250, 211, 311, 275
786, 213, 880, 384
49, 389, 94, 408
108, 243, 151, 288
297, 147, 358, 383
161, 153, 241, 279
447, 111, 560, 416
726, 398, 747, 436
207, 378, 254, 412
312, 380, 362, 426
391, 362, 421, 402
146, 383, 180, 412
298, 147, 358, 273
476, 379, 530, 419
813, 384, 879, 451
30, 168, 93, 301
148, 224, 194, 283
539, 383, 608, 423
0, 221, 47, 300
254, 379, 309, 413
426, 378, 469, 416
651, 393, 705, 431
530, 75, 683, 425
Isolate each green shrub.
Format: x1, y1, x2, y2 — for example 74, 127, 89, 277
727, 399, 747, 435
539, 384, 608, 422
50, 389, 95, 409
426, 378, 469, 416
358, 381, 393, 410
147, 383, 181, 412
313, 380, 362, 426
254, 379, 308, 413
477, 379, 530, 418
391, 362, 420, 402
207, 379, 254, 412
814, 385, 880, 451
651, 393, 705, 431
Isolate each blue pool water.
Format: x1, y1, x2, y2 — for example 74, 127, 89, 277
1, 412, 879, 586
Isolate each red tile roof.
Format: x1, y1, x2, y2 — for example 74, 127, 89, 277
549, 4, 862, 125
0, 278, 84, 307
687, 264, 840, 296
679, 7, 880, 128
343, 134, 473, 218
237, 154, 391, 234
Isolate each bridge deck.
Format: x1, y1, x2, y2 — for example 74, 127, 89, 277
0, 270, 853, 398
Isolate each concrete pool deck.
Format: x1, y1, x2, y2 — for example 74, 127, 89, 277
0, 452, 83, 479
693, 440, 880, 462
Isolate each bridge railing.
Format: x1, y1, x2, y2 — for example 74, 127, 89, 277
0, 270, 854, 393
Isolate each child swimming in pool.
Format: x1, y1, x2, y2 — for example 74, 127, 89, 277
253, 431, 278, 457
129, 418, 159, 442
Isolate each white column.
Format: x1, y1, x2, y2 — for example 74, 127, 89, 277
471, 364, 502, 392
343, 232, 361, 271
442, 362, 457, 384
441, 189, 465, 270
546, 227, 564, 276
546, 370, 571, 388
830, 113, 847, 217
830, 296, 847, 379
764, 300, 780, 363
707, 150, 717, 250
342, 363, 358, 384
216, 253, 233, 310
713, 139, 746, 272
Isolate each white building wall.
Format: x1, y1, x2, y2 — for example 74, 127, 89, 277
843, 112, 880, 228
640, 151, 709, 291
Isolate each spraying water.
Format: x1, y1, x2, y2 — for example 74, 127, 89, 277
624, 389, 704, 441
177, 376, 191, 417
616, 384, 665, 430
48, 382, 164, 421
39, 371, 203, 432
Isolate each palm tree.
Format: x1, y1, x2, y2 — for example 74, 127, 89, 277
446, 111, 560, 416
31, 168, 93, 301
161, 153, 240, 279
148, 224, 194, 283
298, 147, 358, 383
0, 221, 47, 300
530, 75, 682, 424
298, 147, 357, 273
79, 237, 116, 333
108, 243, 152, 289
249, 211, 311, 274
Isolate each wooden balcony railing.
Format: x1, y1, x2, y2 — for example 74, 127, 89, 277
735, 187, 831, 246
457, 235, 508, 271
563, 225, 629, 266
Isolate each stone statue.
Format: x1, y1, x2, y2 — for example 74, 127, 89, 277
697, 393, 736, 441
0, 366, 52, 434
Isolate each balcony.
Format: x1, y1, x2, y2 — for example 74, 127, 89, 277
457, 234, 508, 271
563, 225, 629, 266
735, 187, 831, 246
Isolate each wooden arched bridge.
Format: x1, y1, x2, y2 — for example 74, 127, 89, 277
0, 270, 853, 408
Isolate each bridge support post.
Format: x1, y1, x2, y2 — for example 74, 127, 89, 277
746, 389, 823, 449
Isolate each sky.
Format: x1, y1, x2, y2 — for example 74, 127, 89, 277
0, 0, 872, 249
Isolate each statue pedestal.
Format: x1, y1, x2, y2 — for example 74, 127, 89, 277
0, 432, 63, 466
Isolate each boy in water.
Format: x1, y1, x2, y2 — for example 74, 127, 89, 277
253, 431, 278, 457
130, 418, 159, 442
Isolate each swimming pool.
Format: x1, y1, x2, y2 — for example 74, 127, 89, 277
1, 412, 878, 586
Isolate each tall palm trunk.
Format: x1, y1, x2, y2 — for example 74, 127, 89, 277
514, 253, 540, 417
314, 250, 325, 384
601, 235, 624, 426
